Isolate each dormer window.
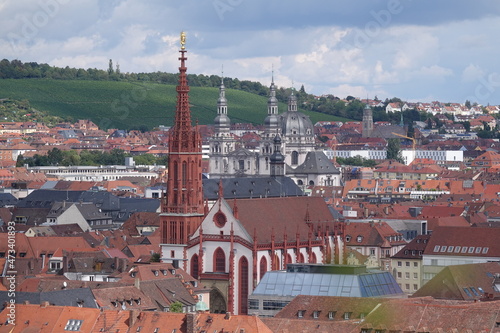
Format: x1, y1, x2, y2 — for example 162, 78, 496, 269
346, 235, 351, 242
154, 270, 159, 276
313, 311, 320, 319
297, 310, 305, 318
357, 236, 363, 243
328, 311, 335, 320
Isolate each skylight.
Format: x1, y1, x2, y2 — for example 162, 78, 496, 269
64, 319, 83, 331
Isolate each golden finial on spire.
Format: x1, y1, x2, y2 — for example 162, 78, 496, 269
180, 31, 186, 50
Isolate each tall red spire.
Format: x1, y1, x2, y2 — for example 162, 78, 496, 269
161, 32, 204, 245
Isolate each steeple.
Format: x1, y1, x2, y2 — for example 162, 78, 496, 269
287, 89, 298, 112
161, 32, 204, 246
267, 74, 278, 116
214, 68, 230, 133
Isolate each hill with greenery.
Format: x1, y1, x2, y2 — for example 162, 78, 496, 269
0, 78, 351, 130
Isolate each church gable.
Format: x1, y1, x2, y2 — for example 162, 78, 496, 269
193, 198, 252, 243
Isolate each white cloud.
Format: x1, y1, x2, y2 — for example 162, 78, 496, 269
462, 64, 485, 83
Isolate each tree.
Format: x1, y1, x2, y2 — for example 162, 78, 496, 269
108, 59, 114, 75
150, 252, 161, 262
387, 138, 404, 163
169, 301, 183, 313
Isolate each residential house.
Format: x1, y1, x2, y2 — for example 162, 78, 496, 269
344, 221, 407, 271
391, 234, 431, 294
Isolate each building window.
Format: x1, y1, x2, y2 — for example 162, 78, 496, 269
214, 247, 225, 272
343, 312, 352, 320
397, 261, 402, 267
313, 311, 319, 319
370, 248, 375, 256
413, 262, 418, 267
328, 311, 336, 320
259, 256, 267, 280
298, 310, 305, 318
413, 284, 418, 291
292, 151, 299, 165
405, 272, 410, 279
413, 272, 418, 279
397, 272, 402, 279
357, 236, 363, 242
405, 284, 410, 290
406, 261, 410, 267
191, 254, 199, 279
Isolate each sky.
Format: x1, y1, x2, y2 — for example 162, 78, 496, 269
2, 0, 500, 105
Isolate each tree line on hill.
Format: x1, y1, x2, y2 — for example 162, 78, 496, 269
0, 59, 428, 125
16, 148, 168, 167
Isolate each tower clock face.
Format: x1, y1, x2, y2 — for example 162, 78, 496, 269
214, 212, 226, 228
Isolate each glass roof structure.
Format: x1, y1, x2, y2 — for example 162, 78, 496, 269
252, 268, 403, 298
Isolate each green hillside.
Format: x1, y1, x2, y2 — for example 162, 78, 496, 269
0, 79, 348, 130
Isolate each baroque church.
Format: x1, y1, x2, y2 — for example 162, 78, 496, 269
160, 35, 345, 316
208, 75, 341, 187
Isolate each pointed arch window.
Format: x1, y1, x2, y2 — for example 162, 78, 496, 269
191, 254, 199, 279
259, 256, 267, 280
239, 256, 249, 315
214, 247, 225, 272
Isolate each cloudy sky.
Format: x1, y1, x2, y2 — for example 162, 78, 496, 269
2, 0, 500, 105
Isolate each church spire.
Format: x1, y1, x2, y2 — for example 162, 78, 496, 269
287, 88, 298, 112
267, 72, 278, 116
161, 32, 204, 246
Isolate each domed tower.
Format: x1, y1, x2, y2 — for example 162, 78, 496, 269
279, 90, 315, 167
258, 76, 280, 175
209, 74, 235, 177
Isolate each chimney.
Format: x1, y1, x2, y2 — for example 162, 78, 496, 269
114, 257, 120, 272
186, 313, 196, 333
224, 312, 231, 320
134, 277, 140, 290
40, 301, 50, 308
384, 206, 389, 215
129, 310, 139, 327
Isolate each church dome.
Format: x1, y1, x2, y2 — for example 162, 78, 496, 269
214, 114, 230, 128
279, 110, 314, 137
264, 114, 279, 128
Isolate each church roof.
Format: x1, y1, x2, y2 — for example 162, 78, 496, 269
202, 177, 303, 200
289, 151, 340, 175
227, 196, 334, 243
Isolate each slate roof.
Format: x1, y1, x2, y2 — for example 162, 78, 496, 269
0, 288, 98, 309
203, 176, 304, 200
289, 150, 340, 175
0, 193, 17, 207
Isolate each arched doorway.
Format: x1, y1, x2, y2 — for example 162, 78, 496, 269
210, 288, 227, 314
